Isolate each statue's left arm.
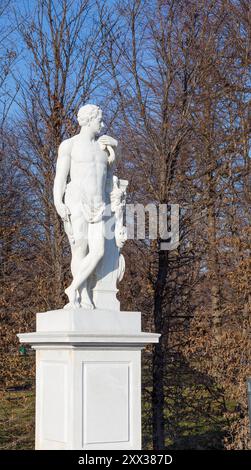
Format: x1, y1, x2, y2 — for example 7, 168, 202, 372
98, 135, 118, 167
98, 135, 118, 149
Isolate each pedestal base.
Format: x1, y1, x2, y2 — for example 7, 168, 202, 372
18, 309, 160, 450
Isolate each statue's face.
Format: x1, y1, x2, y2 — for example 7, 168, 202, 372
89, 112, 104, 135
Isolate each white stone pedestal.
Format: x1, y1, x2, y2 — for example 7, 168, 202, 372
18, 309, 160, 450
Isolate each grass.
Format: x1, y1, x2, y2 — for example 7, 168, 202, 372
142, 386, 227, 450
141, 353, 229, 450
0, 389, 35, 450
0, 384, 228, 450
0, 352, 230, 450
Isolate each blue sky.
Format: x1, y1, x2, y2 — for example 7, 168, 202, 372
0, 0, 118, 120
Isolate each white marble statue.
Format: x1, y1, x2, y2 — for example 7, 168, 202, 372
53, 104, 127, 310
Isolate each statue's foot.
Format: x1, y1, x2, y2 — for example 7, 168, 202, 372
65, 286, 80, 309
63, 301, 81, 310
80, 301, 94, 310
63, 301, 71, 310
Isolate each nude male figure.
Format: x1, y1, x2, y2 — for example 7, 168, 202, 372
53, 104, 117, 309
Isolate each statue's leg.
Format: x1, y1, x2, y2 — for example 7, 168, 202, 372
75, 219, 95, 309
64, 242, 87, 309
69, 220, 105, 296
64, 211, 93, 309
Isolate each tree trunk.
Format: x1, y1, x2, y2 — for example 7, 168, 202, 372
152, 247, 168, 449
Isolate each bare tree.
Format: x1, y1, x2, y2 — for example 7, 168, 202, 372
0, 0, 19, 125
0, 0, 250, 451
12, 0, 109, 308
100, 0, 251, 449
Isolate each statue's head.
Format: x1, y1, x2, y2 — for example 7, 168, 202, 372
77, 104, 103, 134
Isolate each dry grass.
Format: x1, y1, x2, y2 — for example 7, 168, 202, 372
0, 389, 35, 450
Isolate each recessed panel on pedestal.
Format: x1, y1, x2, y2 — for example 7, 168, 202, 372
82, 362, 130, 446
40, 361, 67, 445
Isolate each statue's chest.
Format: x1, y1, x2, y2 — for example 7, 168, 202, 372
71, 141, 107, 165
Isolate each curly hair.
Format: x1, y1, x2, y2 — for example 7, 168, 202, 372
77, 104, 101, 127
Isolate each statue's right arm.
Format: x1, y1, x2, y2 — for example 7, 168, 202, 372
53, 139, 72, 220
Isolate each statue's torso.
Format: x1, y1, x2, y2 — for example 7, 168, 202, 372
69, 135, 108, 204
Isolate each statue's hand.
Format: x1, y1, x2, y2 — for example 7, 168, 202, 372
55, 202, 70, 221
98, 135, 118, 148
